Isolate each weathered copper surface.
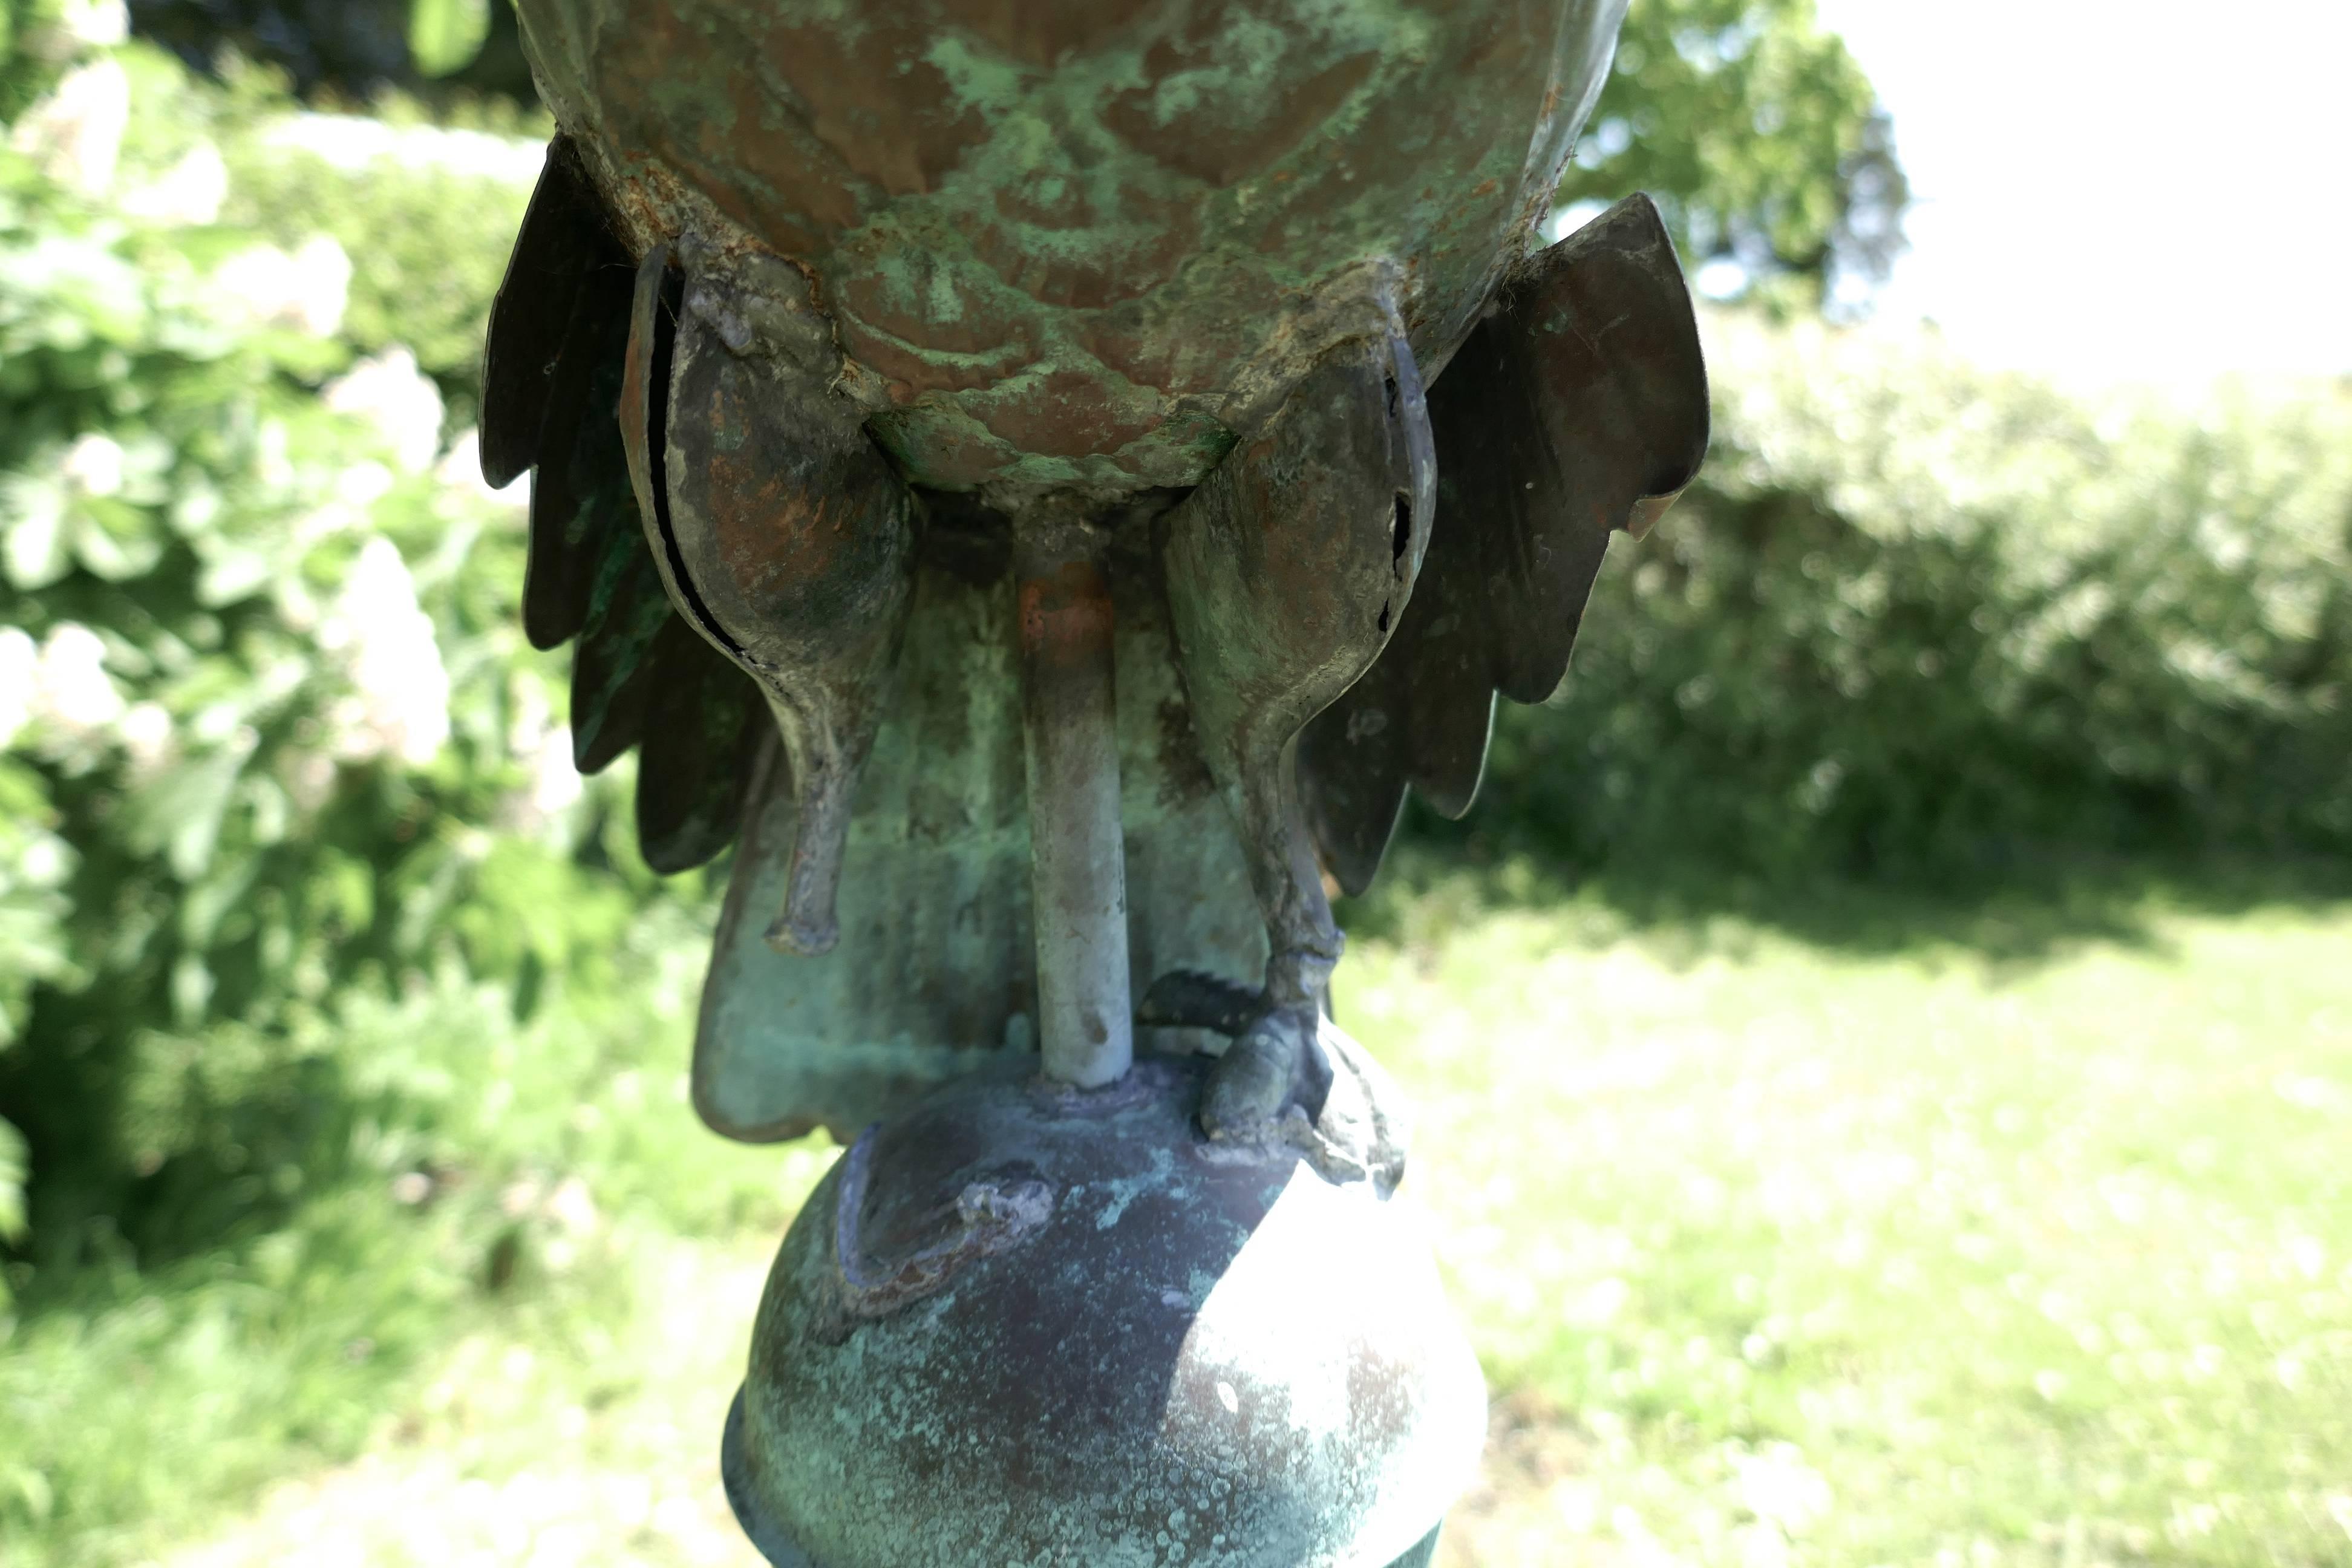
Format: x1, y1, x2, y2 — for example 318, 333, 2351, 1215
1013, 508, 1133, 1086
723, 1053, 1482, 1567
1157, 320, 1434, 1130
630, 615, 765, 873
486, 139, 773, 878
480, 1, 1715, 1558
509, 154, 635, 650
621, 242, 918, 953
514, 0, 1630, 503
482, 135, 622, 494
691, 515, 1267, 1144
1299, 192, 1710, 892
483, 0, 1708, 1142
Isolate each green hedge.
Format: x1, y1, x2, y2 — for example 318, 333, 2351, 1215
1459, 315, 2352, 883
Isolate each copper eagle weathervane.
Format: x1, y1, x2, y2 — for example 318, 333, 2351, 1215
484, 2, 1705, 1561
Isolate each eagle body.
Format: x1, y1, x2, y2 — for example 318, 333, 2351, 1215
512, 0, 1628, 503
484, 0, 1707, 1143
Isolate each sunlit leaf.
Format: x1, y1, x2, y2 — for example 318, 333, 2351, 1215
0, 1115, 24, 1246
408, 0, 492, 79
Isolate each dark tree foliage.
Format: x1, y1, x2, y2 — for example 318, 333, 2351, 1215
126, 0, 535, 103
1558, 0, 1906, 308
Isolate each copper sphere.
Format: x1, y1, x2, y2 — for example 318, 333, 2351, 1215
722, 1054, 1483, 1566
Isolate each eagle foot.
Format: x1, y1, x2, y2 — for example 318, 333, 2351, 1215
1137, 971, 1407, 1194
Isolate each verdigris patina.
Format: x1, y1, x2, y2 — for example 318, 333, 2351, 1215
481, 2, 1707, 1563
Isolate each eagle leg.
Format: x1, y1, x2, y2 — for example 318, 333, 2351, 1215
1156, 319, 1435, 1142
619, 242, 918, 955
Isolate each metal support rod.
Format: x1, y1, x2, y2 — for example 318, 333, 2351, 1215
1013, 503, 1133, 1088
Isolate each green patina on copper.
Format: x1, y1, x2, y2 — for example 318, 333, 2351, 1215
691, 517, 1269, 1144
724, 1054, 1481, 1567
476, 8, 1718, 1559
512, 0, 1627, 500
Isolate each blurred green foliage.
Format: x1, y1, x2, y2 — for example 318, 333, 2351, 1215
125, 0, 537, 103
405, 0, 489, 78
0, 33, 661, 1312
219, 100, 547, 426
0, 34, 780, 1548
1452, 318, 2352, 886
1562, 0, 1903, 305
0, 910, 829, 1560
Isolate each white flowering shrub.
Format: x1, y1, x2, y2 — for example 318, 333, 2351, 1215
0, 24, 658, 1293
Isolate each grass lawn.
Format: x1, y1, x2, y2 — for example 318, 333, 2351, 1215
1349, 883, 2352, 1567
7, 879, 2350, 1567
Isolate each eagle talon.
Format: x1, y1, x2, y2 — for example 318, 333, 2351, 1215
1138, 971, 1343, 1142
1200, 1008, 1316, 1141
